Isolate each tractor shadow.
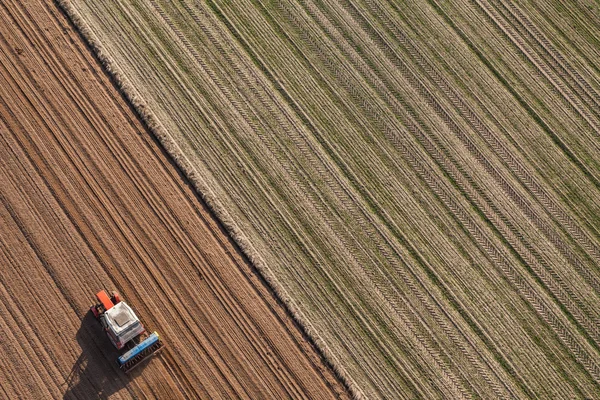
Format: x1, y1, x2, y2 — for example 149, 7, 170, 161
62, 310, 142, 399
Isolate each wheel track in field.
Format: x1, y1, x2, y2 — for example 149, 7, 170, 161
372, 0, 600, 268
519, 1, 600, 85
346, 0, 600, 386
351, 0, 600, 373
304, 0, 600, 318
494, 0, 600, 116
262, 0, 597, 388
278, 4, 518, 396
329, 0, 600, 340
184, 8, 478, 394
344, 0, 600, 297
430, 0, 600, 191
471, 0, 600, 141
216, 0, 600, 392
150, 2, 474, 396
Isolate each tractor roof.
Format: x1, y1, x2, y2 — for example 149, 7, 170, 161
104, 302, 141, 335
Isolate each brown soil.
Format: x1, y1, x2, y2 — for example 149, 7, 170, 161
0, 1, 348, 398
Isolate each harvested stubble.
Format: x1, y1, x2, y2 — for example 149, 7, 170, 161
59, 0, 600, 397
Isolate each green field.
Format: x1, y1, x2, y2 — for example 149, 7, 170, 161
60, 0, 600, 397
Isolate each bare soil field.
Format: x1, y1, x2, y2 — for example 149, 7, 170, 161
57, 0, 600, 398
0, 1, 348, 398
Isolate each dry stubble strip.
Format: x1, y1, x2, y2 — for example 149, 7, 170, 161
63, 0, 344, 392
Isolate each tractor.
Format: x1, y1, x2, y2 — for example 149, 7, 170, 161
90, 290, 164, 373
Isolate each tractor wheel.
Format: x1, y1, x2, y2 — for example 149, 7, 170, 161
112, 292, 121, 304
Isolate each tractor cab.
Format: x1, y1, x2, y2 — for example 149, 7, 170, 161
101, 302, 146, 349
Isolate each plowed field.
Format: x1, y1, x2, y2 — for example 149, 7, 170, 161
0, 1, 347, 398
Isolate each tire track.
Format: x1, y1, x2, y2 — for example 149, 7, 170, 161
517, 0, 600, 85
365, 0, 600, 267
471, 0, 600, 140
227, 0, 600, 392
496, 1, 600, 114
325, 0, 600, 344
427, 0, 600, 191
